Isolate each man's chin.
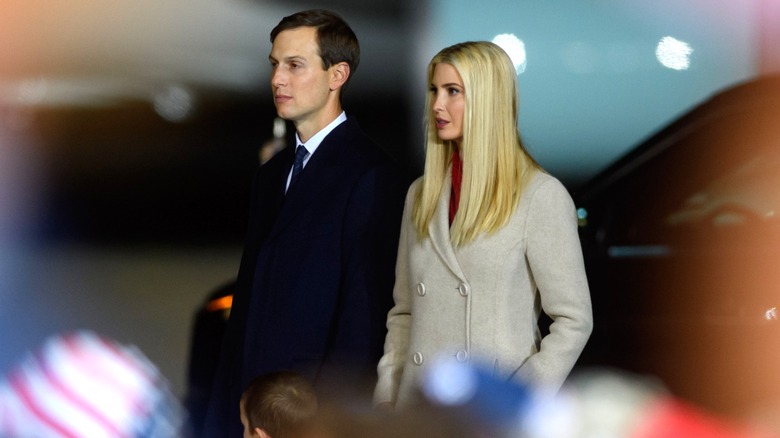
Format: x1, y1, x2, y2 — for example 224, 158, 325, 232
274, 109, 296, 121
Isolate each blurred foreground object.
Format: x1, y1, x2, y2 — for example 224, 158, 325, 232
0, 331, 183, 437
576, 74, 780, 418
561, 371, 778, 438
418, 358, 778, 438
294, 361, 777, 437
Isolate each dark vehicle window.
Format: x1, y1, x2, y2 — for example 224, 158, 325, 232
606, 107, 780, 253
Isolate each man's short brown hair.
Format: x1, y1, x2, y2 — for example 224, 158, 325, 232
241, 371, 318, 438
270, 9, 360, 84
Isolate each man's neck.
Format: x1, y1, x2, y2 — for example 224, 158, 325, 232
294, 105, 343, 143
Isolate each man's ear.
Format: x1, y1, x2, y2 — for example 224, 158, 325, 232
329, 62, 350, 91
254, 427, 271, 438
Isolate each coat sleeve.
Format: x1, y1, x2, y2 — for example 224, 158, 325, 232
324, 161, 407, 379
518, 177, 593, 391
373, 183, 417, 406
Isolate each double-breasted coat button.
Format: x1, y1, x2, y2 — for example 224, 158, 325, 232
416, 283, 426, 296
458, 283, 470, 297
413, 352, 424, 365
456, 350, 468, 362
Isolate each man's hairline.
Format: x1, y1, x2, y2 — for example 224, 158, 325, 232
271, 25, 330, 71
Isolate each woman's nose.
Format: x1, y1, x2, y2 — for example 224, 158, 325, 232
433, 95, 444, 112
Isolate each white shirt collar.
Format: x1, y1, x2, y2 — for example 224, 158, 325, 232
294, 111, 347, 158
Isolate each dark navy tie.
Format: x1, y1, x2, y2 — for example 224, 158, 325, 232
290, 145, 309, 189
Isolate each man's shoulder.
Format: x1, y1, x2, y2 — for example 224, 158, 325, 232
332, 117, 396, 165
332, 116, 374, 146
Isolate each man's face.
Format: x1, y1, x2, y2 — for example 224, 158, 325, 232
269, 26, 333, 128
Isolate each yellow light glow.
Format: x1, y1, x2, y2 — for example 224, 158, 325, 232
206, 294, 233, 312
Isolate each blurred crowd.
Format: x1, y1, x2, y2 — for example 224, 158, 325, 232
1, 333, 778, 437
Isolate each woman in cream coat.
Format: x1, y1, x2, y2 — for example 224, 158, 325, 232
374, 41, 593, 409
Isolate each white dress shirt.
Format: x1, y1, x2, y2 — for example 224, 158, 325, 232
285, 111, 347, 191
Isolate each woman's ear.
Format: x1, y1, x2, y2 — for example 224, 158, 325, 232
254, 427, 271, 438
329, 62, 350, 91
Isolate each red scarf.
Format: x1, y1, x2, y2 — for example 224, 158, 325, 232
449, 149, 462, 225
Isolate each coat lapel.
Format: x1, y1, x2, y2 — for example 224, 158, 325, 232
266, 120, 351, 240
428, 167, 467, 280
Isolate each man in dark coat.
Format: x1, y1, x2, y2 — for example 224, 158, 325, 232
203, 9, 408, 437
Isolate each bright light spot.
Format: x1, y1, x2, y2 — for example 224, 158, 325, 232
422, 356, 477, 405
273, 117, 286, 138
577, 208, 589, 227
765, 307, 777, 321
492, 33, 527, 74
153, 85, 194, 122
655, 36, 693, 70
522, 390, 577, 438
205, 295, 233, 313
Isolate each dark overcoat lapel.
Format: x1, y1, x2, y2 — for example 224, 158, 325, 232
267, 120, 352, 242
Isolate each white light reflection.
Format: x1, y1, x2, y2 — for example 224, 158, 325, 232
421, 356, 477, 406
153, 85, 194, 123
655, 36, 693, 71
522, 390, 577, 438
492, 34, 527, 74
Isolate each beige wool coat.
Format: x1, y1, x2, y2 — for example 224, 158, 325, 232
374, 169, 593, 408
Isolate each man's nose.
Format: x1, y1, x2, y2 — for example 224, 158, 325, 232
271, 68, 286, 88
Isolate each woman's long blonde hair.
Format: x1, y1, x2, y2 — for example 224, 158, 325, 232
413, 41, 541, 246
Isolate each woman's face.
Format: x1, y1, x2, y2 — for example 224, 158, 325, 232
430, 63, 465, 147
